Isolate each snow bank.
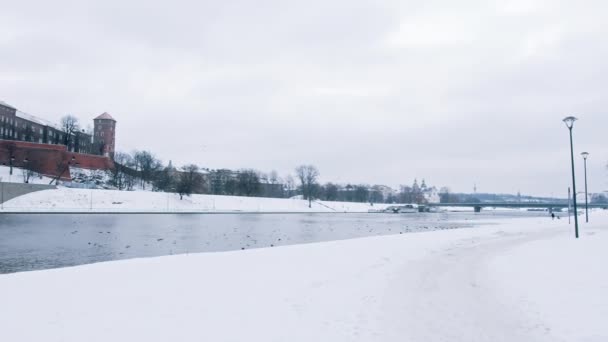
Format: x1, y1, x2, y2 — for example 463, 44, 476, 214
0, 187, 391, 213
0, 165, 54, 184
488, 225, 608, 341
0, 213, 606, 341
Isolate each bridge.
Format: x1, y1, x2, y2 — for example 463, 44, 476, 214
425, 202, 608, 213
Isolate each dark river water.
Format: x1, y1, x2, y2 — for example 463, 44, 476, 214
0, 211, 544, 274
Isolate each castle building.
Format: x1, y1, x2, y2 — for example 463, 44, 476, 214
0, 101, 116, 157
93, 112, 117, 158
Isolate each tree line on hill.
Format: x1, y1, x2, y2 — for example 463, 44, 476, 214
9, 147, 607, 206
104, 150, 441, 206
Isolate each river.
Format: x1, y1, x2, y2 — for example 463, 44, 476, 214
0, 211, 546, 273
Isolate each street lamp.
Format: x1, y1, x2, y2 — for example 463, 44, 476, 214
563, 116, 579, 238
581, 152, 589, 223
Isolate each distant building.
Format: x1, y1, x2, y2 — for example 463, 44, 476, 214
206, 169, 234, 194
0, 101, 116, 157
420, 179, 440, 203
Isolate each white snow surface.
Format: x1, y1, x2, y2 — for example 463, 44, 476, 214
1, 186, 390, 212
0, 165, 54, 184
1, 213, 607, 341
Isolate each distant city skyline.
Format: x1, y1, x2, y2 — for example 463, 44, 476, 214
1, 0, 607, 197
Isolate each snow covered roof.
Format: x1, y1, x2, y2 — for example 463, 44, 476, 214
16, 111, 61, 130
95, 112, 116, 121
0, 100, 16, 110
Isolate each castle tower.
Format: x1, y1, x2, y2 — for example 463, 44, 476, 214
93, 112, 116, 158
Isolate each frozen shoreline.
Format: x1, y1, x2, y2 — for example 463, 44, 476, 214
1, 213, 606, 341
1, 187, 396, 213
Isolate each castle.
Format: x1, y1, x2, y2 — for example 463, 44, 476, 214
0, 101, 116, 157
0, 101, 117, 180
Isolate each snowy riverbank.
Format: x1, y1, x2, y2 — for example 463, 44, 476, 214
0, 187, 393, 213
1, 213, 606, 341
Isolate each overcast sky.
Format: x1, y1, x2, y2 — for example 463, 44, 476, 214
1, 0, 607, 196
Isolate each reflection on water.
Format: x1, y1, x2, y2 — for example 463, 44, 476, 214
0, 211, 542, 274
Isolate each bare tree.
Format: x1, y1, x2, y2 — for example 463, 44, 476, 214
177, 164, 202, 200
50, 157, 72, 185
153, 162, 176, 192
133, 150, 161, 189
236, 169, 261, 196
266, 170, 283, 197
284, 175, 296, 197
353, 185, 370, 203
323, 182, 339, 201
60, 115, 79, 147
369, 185, 384, 205
224, 178, 238, 195
21, 153, 39, 183
109, 151, 136, 190
295, 164, 320, 208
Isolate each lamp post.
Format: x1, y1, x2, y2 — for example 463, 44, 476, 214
581, 152, 589, 223
563, 116, 579, 238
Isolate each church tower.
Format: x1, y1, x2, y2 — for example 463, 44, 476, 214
93, 112, 116, 158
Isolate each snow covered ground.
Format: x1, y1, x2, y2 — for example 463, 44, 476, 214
0, 187, 391, 213
0, 165, 54, 184
0, 184, 531, 213
1, 165, 530, 214
0, 212, 606, 341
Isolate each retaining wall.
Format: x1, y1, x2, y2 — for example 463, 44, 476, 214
0, 140, 114, 180
0, 182, 56, 205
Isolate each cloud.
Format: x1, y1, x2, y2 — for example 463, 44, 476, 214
1, 0, 607, 196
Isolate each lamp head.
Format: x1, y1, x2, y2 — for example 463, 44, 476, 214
563, 116, 578, 129
581, 152, 589, 160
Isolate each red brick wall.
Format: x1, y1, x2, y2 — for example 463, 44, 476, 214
0, 140, 114, 180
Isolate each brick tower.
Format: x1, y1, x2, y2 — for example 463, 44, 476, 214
93, 112, 116, 158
